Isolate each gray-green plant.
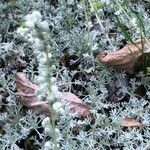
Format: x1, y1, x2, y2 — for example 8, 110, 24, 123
0, 0, 150, 149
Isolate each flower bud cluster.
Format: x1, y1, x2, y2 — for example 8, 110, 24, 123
42, 117, 51, 134
37, 64, 62, 103
17, 11, 49, 49
44, 140, 60, 150
42, 117, 61, 149
17, 11, 62, 104
17, 11, 63, 148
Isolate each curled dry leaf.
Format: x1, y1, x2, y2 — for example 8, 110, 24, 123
98, 39, 150, 73
16, 72, 91, 118
62, 92, 92, 117
68, 102, 91, 118
122, 117, 143, 127
16, 73, 50, 116
62, 92, 82, 103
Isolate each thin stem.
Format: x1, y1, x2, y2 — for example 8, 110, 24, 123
45, 46, 58, 150
50, 111, 57, 150
37, 27, 58, 150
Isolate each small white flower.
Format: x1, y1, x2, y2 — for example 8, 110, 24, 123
34, 38, 41, 44
24, 33, 32, 40
52, 87, 62, 99
52, 144, 60, 149
42, 52, 52, 59
25, 20, 35, 28
37, 94, 44, 101
39, 83, 48, 93
33, 38, 44, 50
22, 27, 29, 33
87, 21, 93, 28
42, 53, 47, 58
52, 65, 56, 70
53, 102, 63, 112
17, 27, 29, 37
39, 57, 47, 65
131, 17, 137, 26
48, 53, 52, 59
44, 141, 59, 150
25, 11, 42, 23
51, 77, 56, 83
32, 11, 42, 22
37, 76, 45, 83
44, 141, 52, 150
42, 117, 50, 128
55, 128, 60, 134
44, 127, 51, 134
51, 85, 59, 94
48, 91, 62, 102
40, 70, 47, 78
25, 11, 42, 29
53, 102, 62, 109
37, 53, 42, 59
28, 36, 34, 43
25, 14, 32, 21
59, 107, 65, 114
47, 93, 55, 102
39, 21, 49, 31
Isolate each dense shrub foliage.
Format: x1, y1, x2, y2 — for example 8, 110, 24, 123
0, 0, 150, 149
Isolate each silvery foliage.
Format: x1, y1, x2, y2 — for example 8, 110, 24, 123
0, 0, 150, 149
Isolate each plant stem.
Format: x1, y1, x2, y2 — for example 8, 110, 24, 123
45, 46, 58, 150
50, 111, 57, 150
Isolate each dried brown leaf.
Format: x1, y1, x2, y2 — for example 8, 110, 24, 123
98, 39, 150, 73
68, 102, 91, 118
62, 92, 82, 103
122, 117, 143, 127
16, 73, 50, 116
62, 92, 92, 117
16, 72, 91, 117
